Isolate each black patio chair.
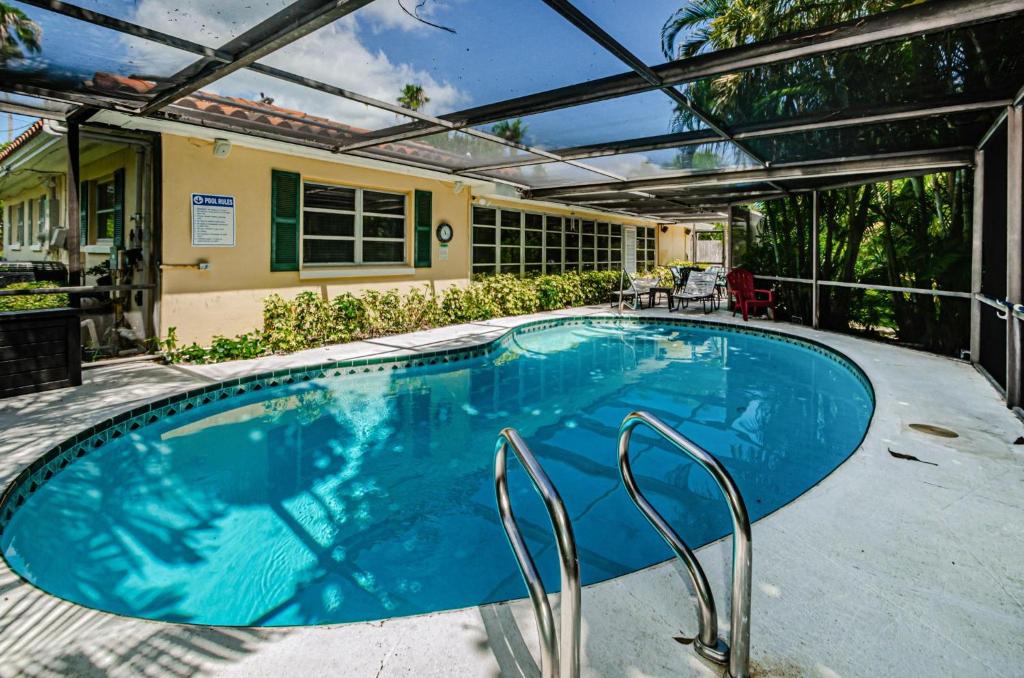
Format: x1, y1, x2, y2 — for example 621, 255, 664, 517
669, 266, 686, 294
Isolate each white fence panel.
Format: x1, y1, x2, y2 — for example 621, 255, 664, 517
696, 239, 723, 264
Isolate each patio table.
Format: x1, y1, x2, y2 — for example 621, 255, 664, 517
646, 286, 673, 308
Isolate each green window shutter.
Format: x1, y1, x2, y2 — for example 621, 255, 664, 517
79, 181, 88, 245
112, 168, 125, 248
414, 189, 432, 268
271, 170, 301, 271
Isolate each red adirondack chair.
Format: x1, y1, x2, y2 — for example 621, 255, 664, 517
726, 268, 776, 321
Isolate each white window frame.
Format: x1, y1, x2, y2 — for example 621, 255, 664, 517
15, 202, 25, 246
301, 181, 407, 267
26, 198, 34, 247
94, 176, 116, 245
523, 211, 544, 275
580, 219, 597, 271
634, 226, 656, 270
470, 207, 628, 277
31, 194, 47, 250
470, 205, 499, 276
543, 214, 564, 275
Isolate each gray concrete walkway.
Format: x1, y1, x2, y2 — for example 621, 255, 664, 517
0, 307, 1021, 677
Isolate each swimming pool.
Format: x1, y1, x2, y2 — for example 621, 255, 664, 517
0, 317, 873, 627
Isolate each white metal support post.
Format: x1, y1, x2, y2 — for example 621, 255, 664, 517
66, 120, 81, 287
812, 191, 820, 329
724, 206, 733, 272
971, 149, 985, 363
1006, 105, 1023, 408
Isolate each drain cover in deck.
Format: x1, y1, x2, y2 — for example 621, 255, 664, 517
908, 423, 959, 438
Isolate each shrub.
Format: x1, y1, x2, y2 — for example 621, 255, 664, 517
163, 326, 268, 364
0, 281, 69, 312
332, 292, 367, 337
163, 270, 629, 364
262, 293, 305, 353
403, 286, 444, 332
579, 270, 619, 303
476, 274, 539, 317
441, 282, 500, 323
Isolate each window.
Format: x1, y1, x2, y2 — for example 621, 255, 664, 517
524, 213, 543, 275
499, 210, 522, 275
15, 203, 24, 244
302, 182, 406, 265
95, 179, 117, 241
26, 199, 33, 245
471, 205, 498, 277
471, 207, 632, 277
38, 195, 47, 233
637, 226, 656, 270
564, 219, 579, 266
544, 216, 562, 274
610, 223, 622, 269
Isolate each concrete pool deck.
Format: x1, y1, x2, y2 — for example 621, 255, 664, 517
0, 306, 1021, 677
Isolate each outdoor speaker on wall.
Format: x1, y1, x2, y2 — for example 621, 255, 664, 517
213, 139, 232, 158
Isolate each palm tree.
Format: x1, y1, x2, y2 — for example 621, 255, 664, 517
490, 118, 527, 145
660, 0, 731, 59
0, 1, 41, 63
662, 1, 914, 60
397, 84, 429, 112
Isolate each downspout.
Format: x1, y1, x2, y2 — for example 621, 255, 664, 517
134, 144, 155, 340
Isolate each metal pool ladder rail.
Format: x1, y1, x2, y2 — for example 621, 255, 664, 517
494, 428, 581, 678
618, 411, 753, 678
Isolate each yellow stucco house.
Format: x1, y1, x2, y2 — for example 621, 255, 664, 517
1, 80, 669, 346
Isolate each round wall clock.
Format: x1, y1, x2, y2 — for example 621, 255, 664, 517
436, 222, 454, 243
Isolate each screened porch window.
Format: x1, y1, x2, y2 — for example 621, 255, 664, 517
95, 178, 117, 242
471, 205, 627, 277
302, 182, 406, 265
15, 203, 25, 244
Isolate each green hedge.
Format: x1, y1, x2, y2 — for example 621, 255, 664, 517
0, 281, 69, 313
163, 270, 622, 364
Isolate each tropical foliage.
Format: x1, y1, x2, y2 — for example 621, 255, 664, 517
397, 83, 430, 111
660, 0, 993, 355
163, 270, 622, 364
661, 1, 915, 60
746, 174, 972, 354
491, 119, 527, 144
0, 1, 41, 63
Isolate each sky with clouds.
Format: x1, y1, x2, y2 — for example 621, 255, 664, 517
3, 1, 750, 178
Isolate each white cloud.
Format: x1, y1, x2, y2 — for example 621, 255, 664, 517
127, 0, 469, 129
360, 0, 438, 33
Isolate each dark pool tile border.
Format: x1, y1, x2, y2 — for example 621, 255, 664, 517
0, 315, 872, 535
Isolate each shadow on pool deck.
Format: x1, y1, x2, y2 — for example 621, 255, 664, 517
1, 308, 1022, 677
0, 361, 209, 483
0, 574, 287, 677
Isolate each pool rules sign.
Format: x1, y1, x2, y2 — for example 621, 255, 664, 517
191, 193, 236, 247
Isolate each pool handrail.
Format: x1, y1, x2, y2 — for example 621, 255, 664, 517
617, 411, 752, 678
494, 427, 581, 678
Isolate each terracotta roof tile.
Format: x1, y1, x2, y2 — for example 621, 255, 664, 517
3, 74, 479, 171
0, 120, 45, 164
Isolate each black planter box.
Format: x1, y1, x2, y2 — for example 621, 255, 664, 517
0, 308, 82, 398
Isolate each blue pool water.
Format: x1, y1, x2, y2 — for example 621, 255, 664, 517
1, 320, 872, 626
